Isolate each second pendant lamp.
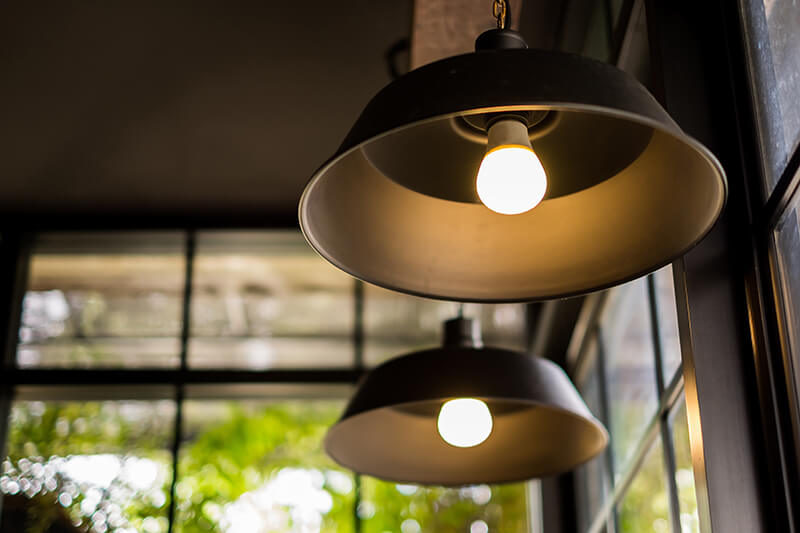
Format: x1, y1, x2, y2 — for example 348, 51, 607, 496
326, 317, 608, 485
299, 3, 727, 302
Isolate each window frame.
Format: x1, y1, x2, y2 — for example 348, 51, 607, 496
643, 0, 800, 531
0, 229, 536, 533
569, 274, 688, 533
0, 229, 368, 533
735, 0, 800, 529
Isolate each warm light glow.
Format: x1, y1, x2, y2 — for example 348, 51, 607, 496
476, 145, 547, 215
437, 398, 493, 448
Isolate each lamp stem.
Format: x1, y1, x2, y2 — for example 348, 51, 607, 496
443, 317, 483, 348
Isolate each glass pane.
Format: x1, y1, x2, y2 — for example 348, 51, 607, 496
600, 278, 659, 479
575, 453, 609, 533
189, 231, 355, 369
670, 401, 700, 533
577, 335, 604, 417
653, 267, 683, 384
363, 285, 527, 366
576, 337, 610, 532
175, 399, 355, 533
741, 0, 800, 193
774, 194, 800, 429
2, 399, 176, 533
360, 478, 528, 533
617, 436, 671, 533
17, 232, 185, 368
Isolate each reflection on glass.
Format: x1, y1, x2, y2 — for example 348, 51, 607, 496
742, 0, 800, 192
600, 278, 659, 478
617, 437, 671, 533
360, 478, 528, 533
774, 197, 800, 424
17, 232, 185, 368
576, 337, 610, 532
189, 232, 355, 369
2, 400, 176, 532
670, 401, 700, 532
653, 266, 683, 383
175, 400, 355, 533
363, 285, 527, 366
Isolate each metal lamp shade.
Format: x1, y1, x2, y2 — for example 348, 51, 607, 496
299, 49, 727, 302
325, 347, 608, 485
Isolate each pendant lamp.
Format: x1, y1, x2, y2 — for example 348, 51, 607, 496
325, 317, 608, 485
299, 4, 727, 303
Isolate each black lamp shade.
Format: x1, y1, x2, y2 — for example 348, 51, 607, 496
325, 346, 608, 485
299, 49, 726, 302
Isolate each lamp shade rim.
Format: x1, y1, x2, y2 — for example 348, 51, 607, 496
324, 402, 608, 485
324, 346, 609, 484
299, 105, 726, 303
298, 48, 728, 303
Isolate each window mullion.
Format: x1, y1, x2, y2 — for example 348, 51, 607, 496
0, 232, 31, 523
594, 327, 618, 532
353, 280, 364, 533
166, 230, 195, 533
647, 274, 685, 533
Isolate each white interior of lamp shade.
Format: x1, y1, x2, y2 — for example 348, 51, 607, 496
325, 400, 607, 485
300, 122, 725, 302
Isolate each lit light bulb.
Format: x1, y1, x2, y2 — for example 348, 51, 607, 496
476, 118, 547, 215
437, 398, 493, 448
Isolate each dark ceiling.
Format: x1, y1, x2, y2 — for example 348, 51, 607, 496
0, 1, 569, 224
0, 1, 411, 221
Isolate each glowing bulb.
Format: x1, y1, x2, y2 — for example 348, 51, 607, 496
437, 398, 493, 448
476, 118, 547, 215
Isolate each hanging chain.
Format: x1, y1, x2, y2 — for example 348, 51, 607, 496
493, 0, 507, 29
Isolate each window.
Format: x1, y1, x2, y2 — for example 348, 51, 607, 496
740, 0, 800, 501
174, 398, 354, 533
363, 285, 526, 367
771, 178, 800, 468
188, 232, 355, 369
2, 231, 532, 533
741, 0, 800, 194
18, 232, 185, 369
3, 395, 176, 533
571, 267, 699, 533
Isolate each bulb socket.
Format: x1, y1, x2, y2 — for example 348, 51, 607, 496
486, 116, 533, 151
475, 28, 528, 51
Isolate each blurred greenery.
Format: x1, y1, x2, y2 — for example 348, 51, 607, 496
617, 439, 670, 533
174, 401, 355, 533
4, 400, 175, 533
360, 479, 527, 533
3, 400, 528, 533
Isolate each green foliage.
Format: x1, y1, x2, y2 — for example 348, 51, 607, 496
360, 479, 527, 533
4, 400, 530, 533
174, 401, 354, 533
616, 440, 670, 533
4, 401, 174, 533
